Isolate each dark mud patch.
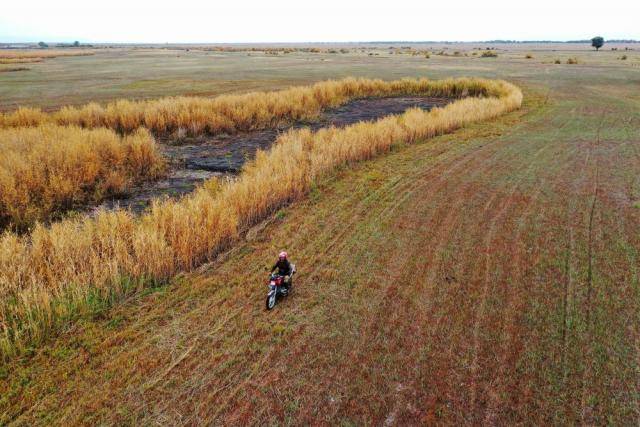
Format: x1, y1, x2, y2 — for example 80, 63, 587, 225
98, 96, 452, 213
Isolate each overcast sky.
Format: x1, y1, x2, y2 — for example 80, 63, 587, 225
1, 0, 638, 43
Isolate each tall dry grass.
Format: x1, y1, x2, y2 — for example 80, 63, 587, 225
0, 77, 490, 136
0, 78, 522, 359
0, 50, 94, 59
0, 58, 43, 65
0, 125, 164, 231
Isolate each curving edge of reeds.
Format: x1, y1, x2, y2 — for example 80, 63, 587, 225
0, 77, 523, 360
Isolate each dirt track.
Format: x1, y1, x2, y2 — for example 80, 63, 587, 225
3, 83, 640, 424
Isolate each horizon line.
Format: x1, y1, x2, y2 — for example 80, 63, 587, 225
2, 38, 639, 46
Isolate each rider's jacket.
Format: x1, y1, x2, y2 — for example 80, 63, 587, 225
271, 259, 292, 276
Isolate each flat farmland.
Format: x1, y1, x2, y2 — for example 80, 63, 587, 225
1, 43, 638, 110
1, 43, 640, 424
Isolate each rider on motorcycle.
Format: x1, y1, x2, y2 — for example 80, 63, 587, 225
271, 251, 293, 290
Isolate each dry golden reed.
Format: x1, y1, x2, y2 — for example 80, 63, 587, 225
0, 58, 44, 65
0, 50, 94, 61
1, 77, 491, 136
0, 77, 522, 359
0, 125, 164, 231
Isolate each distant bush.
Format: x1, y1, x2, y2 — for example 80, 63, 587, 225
554, 59, 562, 64
525, 54, 533, 59
620, 55, 628, 60
566, 57, 579, 64
591, 36, 604, 51
481, 51, 498, 58
424, 53, 430, 59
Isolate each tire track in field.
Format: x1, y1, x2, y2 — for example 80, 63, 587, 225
620, 117, 640, 424
297, 136, 502, 297
233, 122, 530, 422
313, 103, 550, 422
201, 145, 457, 421
480, 135, 590, 422
198, 155, 458, 424
579, 113, 605, 424
576, 111, 640, 423
467, 138, 554, 420
480, 178, 550, 423
194, 153, 430, 421
459, 109, 579, 421
484, 121, 602, 423
325, 111, 545, 422
404, 107, 576, 422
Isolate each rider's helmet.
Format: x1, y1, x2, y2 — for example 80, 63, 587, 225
279, 251, 288, 260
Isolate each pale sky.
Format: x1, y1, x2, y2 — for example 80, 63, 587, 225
1, 0, 638, 43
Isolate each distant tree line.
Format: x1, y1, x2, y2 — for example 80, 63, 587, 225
33, 40, 95, 48
354, 39, 638, 44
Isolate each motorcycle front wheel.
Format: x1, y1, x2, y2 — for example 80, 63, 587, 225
266, 292, 276, 310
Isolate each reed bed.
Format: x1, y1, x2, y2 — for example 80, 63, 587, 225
0, 50, 94, 61
0, 58, 43, 65
0, 78, 522, 359
0, 125, 164, 231
0, 77, 492, 136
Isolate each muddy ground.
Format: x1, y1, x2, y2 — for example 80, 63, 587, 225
98, 96, 450, 213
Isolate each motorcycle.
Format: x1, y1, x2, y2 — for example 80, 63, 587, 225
265, 264, 295, 310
